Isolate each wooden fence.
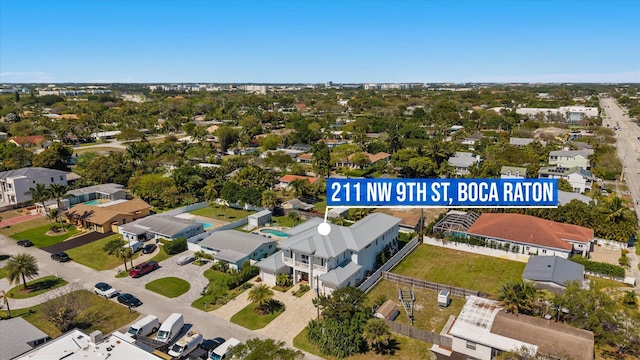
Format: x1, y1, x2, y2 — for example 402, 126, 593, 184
382, 272, 491, 298
384, 320, 452, 348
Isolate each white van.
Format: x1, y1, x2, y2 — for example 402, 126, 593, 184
155, 313, 184, 343
209, 338, 240, 360
127, 315, 159, 338
124, 240, 143, 253
168, 330, 203, 358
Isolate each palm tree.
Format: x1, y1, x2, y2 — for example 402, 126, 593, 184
248, 284, 274, 314
363, 318, 391, 353
600, 196, 634, 223
219, 204, 228, 220
117, 247, 133, 272
0, 290, 11, 318
25, 184, 53, 226
48, 183, 69, 231
287, 211, 300, 226
498, 279, 537, 315
6, 253, 39, 290
289, 179, 308, 198
261, 190, 279, 211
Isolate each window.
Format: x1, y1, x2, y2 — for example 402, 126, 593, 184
466, 341, 477, 350
51, 177, 54, 182
60, 176, 63, 181
542, 249, 547, 254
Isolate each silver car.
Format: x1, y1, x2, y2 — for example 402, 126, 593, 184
175, 254, 195, 266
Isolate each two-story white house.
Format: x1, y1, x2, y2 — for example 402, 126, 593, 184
257, 213, 401, 295
0, 167, 71, 207
548, 149, 593, 170
448, 152, 481, 176
538, 166, 595, 193
499, 166, 527, 179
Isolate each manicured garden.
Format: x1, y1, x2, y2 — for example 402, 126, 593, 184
145, 277, 191, 298
4, 221, 80, 248
66, 234, 141, 271
7, 276, 68, 299
230, 302, 284, 330
0, 290, 139, 338
191, 266, 257, 311
392, 244, 526, 295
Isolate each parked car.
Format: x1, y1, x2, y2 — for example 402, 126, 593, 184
51, 251, 70, 262
94, 282, 118, 298
175, 254, 195, 266
129, 261, 159, 278
142, 244, 157, 254
17, 239, 34, 247
117, 293, 142, 307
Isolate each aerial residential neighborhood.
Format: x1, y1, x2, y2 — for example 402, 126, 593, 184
1, 1, 640, 360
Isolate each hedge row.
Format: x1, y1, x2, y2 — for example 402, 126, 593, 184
570, 255, 625, 278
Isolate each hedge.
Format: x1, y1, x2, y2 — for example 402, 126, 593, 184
570, 255, 625, 278
164, 237, 187, 255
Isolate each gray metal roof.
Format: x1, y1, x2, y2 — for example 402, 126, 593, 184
509, 138, 535, 146
134, 215, 203, 237
558, 190, 593, 206
0, 167, 70, 180
318, 261, 362, 286
279, 213, 400, 258
67, 183, 124, 196
448, 152, 479, 168
215, 249, 249, 263
256, 250, 287, 272
0, 317, 49, 360
200, 230, 275, 256
549, 149, 594, 158
522, 256, 584, 287
249, 209, 272, 219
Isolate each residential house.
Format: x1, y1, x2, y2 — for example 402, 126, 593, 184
65, 198, 151, 233
548, 149, 593, 170
90, 131, 121, 140
522, 256, 585, 293
509, 137, 546, 147
119, 214, 204, 242
431, 296, 594, 360
67, 183, 127, 206
447, 152, 480, 176
464, 213, 593, 258
0, 317, 50, 360
335, 152, 391, 169
0, 167, 70, 207
14, 329, 160, 360
558, 190, 593, 205
8, 135, 48, 149
499, 166, 527, 179
260, 148, 305, 159
324, 139, 351, 148
297, 153, 313, 164
278, 175, 319, 189
0, 132, 8, 140
461, 132, 483, 150
199, 230, 277, 269
257, 213, 401, 295
538, 166, 595, 193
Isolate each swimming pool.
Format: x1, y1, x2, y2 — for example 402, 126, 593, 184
261, 229, 289, 237
194, 219, 215, 229
84, 200, 101, 205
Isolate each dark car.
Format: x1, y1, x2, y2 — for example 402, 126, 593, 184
117, 293, 142, 307
17, 239, 34, 247
142, 244, 157, 254
129, 261, 159, 278
51, 251, 70, 262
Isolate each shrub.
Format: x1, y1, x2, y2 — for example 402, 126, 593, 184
570, 255, 625, 278
164, 237, 187, 255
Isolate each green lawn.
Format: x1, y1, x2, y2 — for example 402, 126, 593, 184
0, 218, 50, 236
145, 277, 191, 298
148, 245, 173, 263
204, 269, 233, 283
0, 290, 138, 338
189, 206, 254, 221
67, 234, 141, 271
230, 302, 284, 330
7, 276, 68, 299
5, 223, 80, 248
588, 275, 632, 291
392, 244, 526, 295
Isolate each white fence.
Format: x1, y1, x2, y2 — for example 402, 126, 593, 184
423, 236, 531, 263
358, 236, 420, 293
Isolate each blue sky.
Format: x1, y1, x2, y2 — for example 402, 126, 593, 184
1, 0, 639, 83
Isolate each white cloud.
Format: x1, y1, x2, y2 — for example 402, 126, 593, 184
0, 71, 54, 83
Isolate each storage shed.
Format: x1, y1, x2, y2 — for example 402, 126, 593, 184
374, 300, 400, 321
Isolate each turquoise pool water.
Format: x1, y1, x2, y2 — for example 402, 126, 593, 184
84, 200, 101, 205
262, 229, 289, 237
194, 219, 214, 229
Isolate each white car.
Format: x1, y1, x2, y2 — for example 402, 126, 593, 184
94, 282, 119, 298
175, 254, 195, 266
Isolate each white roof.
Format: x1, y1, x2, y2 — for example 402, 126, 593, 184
448, 296, 536, 354
15, 330, 158, 360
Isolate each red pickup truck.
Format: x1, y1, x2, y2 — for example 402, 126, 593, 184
129, 261, 159, 278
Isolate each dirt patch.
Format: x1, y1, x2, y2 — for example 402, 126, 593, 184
590, 245, 622, 265
376, 208, 446, 229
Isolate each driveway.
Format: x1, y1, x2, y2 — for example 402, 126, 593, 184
41, 231, 113, 253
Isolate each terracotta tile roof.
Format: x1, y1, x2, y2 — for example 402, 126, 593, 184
466, 213, 592, 251
279, 175, 319, 184
9, 135, 45, 145
369, 152, 390, 163
59, 114, 79, 120
298, 153, 313, 161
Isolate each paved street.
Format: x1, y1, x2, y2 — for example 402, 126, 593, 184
0, 235, 323, 359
